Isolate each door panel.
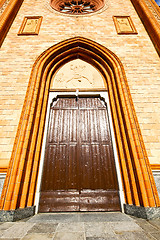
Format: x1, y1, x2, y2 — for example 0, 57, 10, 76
39, 96, 120, 212
80, 190, 121, 211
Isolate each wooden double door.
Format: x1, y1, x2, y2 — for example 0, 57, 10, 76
39, 96, 120, 212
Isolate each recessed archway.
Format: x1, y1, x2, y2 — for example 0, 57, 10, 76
0, 37, 159, 218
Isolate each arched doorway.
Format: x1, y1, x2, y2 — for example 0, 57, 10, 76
36, 59, 123, 212
0, 37, 159, 219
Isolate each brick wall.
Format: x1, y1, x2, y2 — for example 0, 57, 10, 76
0, 0, 160, 167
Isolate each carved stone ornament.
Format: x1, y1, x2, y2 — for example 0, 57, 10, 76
50, 0, 104, 14
113, 16, 138, 35
18, 16, 43, 35
0, 0, 10, 15
50, 59, 107, 90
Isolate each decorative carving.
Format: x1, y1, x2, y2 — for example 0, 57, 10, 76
18, 16, 43, 35
51, 59, 106, 90
50, 0, 104, 14
66, 64, 93, 86
143, 0, 160, 23
113, 16, 138, 34
0, 0, 10, 15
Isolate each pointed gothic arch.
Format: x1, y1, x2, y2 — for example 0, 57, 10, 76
0, 37, 159, 219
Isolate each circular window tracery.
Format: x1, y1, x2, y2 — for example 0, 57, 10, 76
50, 0, 104, 15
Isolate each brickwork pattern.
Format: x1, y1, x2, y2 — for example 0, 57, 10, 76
0, 0, 160, 169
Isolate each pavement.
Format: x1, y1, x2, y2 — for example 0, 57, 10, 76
0, 212, 159, 240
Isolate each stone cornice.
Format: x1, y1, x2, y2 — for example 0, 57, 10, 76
131, 0, 160, 56
0, 0, 24, 47
144, 0, 160, 23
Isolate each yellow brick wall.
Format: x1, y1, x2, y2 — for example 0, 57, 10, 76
0, 0, 160, 167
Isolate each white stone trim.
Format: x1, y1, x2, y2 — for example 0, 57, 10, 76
152, 170, 160, 198
0, 173, 7, 178
0, 173, 6, 198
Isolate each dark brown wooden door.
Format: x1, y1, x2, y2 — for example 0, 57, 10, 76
39, 96, 120, 212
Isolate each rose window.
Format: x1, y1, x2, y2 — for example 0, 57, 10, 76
50, 0, 104, 15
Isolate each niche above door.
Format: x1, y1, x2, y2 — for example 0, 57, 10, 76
50, 59, 108, 91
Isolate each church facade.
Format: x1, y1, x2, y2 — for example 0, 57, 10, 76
0, 0, 160, 221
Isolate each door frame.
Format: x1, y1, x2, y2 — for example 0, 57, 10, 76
35, 91, 125, 213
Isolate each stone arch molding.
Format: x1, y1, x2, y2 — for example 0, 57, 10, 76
0, 37, 159, 221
